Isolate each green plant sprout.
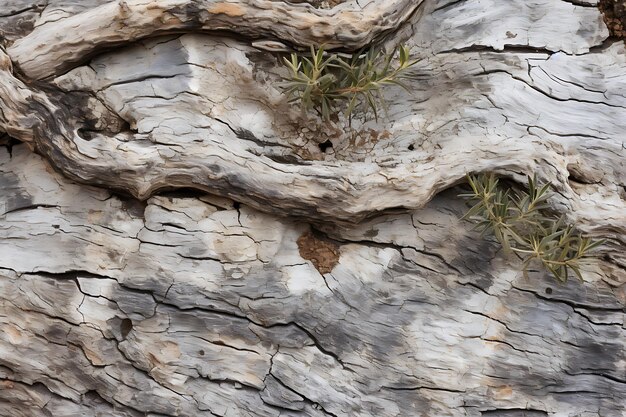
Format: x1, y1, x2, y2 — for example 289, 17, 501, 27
460, 173, 604, 282
281, 44, 417, 122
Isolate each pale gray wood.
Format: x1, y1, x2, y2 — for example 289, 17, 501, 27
7, 0, 424, 80
0, 146, 623, 417
0, 0, 624, 416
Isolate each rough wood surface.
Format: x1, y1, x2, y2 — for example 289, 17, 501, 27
0, 1, 623, 227
1, 145, 624, 417
0, 0, 624, 416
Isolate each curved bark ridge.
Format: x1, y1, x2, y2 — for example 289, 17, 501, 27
7, 0, 424, 80
0, 0, 624, 235
0, 146, 624, 416
1, 2, 625, 416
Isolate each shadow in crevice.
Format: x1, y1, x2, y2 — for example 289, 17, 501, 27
0, 134, 21, 158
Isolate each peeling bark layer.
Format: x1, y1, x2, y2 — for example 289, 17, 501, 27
0, 0, 625, 416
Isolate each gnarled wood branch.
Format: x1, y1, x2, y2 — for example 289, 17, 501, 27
0, 0, 624, 416
0, 1, 623, 231
8, 0, 425, 80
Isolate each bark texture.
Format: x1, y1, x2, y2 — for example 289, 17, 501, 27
0, 1, 625, 416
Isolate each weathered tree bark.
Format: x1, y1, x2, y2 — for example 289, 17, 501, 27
0, 1, 624, 416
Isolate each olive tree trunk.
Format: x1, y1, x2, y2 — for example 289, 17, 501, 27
0, 1, 624, 416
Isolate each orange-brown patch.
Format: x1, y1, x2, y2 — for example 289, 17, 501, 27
494, 385, 513, 399
599, 0, 626, 39
209, 3, 246, 17
4, 325, 22, 344
82, 346, 105, 366
147, 352, 163, 367
0, 381, 14, 389
297, 230, 340, 274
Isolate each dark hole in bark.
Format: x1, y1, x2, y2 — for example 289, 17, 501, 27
76, 117, 137, 141
77, 128, 97, 141
120, 318, 133, 340
83, 390, 109, 405
119, 120, 137, 133
199, 350, 205, 356
233, 201, 241, 210
545, 287, 553, 294
408, 144, 415, 151
318, 139, 333, 152
114, 193, 147, 219
1, 135, 21, 158
159, 188, 208, 199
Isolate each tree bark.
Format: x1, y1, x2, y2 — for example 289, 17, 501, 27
0, 1, 624, 416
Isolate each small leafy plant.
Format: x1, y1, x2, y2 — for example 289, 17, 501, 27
460, 173, 604, 282
281, 44, 417, 122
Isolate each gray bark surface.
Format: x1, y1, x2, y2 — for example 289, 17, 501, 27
0, 1, 624, 416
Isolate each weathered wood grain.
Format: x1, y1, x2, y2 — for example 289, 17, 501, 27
0, 145, 624, 416
0, 0, 623, 230
7, 0, 424, 80
0, 0, 624, 415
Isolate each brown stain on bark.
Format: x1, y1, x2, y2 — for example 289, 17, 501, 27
297, 230, 340, 274
494, 385, 513, 399
209, 3, 246, 17
82, 346, 105, 366
4, 324, 22, 344
599, 0, 626, 38
0, 381, 14, 389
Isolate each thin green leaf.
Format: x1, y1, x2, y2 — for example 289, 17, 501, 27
459, 172, 604, 283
